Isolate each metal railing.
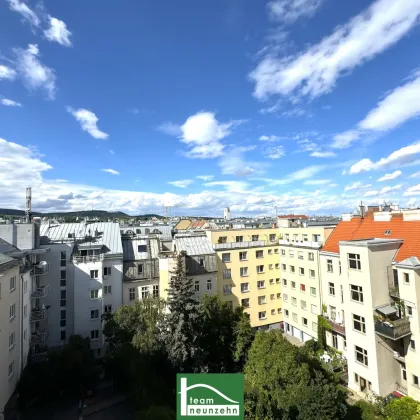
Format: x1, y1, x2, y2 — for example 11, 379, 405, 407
33, 262, 50, 275
30, 330, 48, 345
324, 316, 346, 335
31, 284, 50, 299
73, 254, 104, 264
374, 317, 411, 340
30, 308, 48, 322
30, 350, 48, 363
278, 239, 323, 249
214, 240, 268, 250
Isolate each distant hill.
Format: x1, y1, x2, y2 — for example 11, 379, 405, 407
0, 209, 164, 219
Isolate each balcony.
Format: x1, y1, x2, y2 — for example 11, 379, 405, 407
31, 284, 50, 299
30, 349, 48, 363
30, 330, 48, 345
388, 284, 400, 298
73, 254, 104, 264
278, 239, 323, 249
374, 317, 411, 340
214, 240, 268, 250
324, 316, 346, 335
33, 261, 50, 276
30, 308, 48, 322
393, 351, 405, 363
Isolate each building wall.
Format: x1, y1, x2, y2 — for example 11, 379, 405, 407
21, 269, 32, 369
0, 264, 21, 416
0, 224, 35, 251
123, 277, 160, 305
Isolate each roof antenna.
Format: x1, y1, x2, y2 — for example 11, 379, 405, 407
360, 201, 364, 219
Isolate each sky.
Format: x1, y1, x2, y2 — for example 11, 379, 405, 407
2, 0, 420, 217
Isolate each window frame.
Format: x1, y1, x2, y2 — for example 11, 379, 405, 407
348, 253, 362, 270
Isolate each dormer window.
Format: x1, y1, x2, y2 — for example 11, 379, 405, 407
384, 230, 391, 235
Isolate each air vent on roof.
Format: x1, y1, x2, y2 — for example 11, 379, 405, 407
384, 230, 391, 235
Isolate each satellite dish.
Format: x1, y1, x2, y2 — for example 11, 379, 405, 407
38, 261, 48, 268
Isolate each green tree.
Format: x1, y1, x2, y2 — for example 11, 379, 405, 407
244, 330, 347, 420
164, 252, 200, 372
384, 397, 420, 420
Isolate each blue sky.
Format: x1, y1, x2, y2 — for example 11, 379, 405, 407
2, 0, 420, 216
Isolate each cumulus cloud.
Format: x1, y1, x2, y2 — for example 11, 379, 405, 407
44, 16, 72, 47
250, 0, 420, 101
168, 179, 194, 188
67, 107, 109, 139
267, 0, 323, 23
204, 181, 249, 192
349, 143, 420, 174
310, 151, 336, 158
0, 98, 22, 107
364, 185, 402, 197
378, 170, 402, 182
14, 44, 56, 99
102, 169, 119, 175
219, 146, 267, 177
0, 65, 17, 80
404, 185, 420, 196
264, 146, 285, 159
303, 179, 331, 185
259, 135, 281, 142
344, 182, 372, 191
7, 0, 40, 27
196, 175, 214, 181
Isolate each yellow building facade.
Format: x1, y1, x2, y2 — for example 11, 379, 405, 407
206, 228, 282, 329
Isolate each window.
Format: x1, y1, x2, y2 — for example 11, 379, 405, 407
153, 284, 159, 297
91, 310, 99, 319
303, 234, 308, 242
298, 251, 304, 260
129, 288, 136, 301
9, 332, 15, 349
90, 330, 99, 340
240, 267, 248, 277
308, 252, 314, 261
276, 278, 280, 284
270, 294, 275, 300
414, 375, 419, 387
311, 304, 317, 314
353, 314, 366, 333
138, 245, 147, 252
23, 304, 27, 317
327, 260, 333, 273
277, 308, 282, 314
236, 236, 244, 243
350, 285, 363, 302
219, 236, 227, 244
293, 234, 298, 242
410, 339, 416, 351
281, 264, 286, 271
194, 281, 200, 292
274, 249, 279, 254
90, 270, 98, 279
277, 293, 281, 299
289, 250, 294, 258
355, 345, 368, 366
309, 269, 315, 278
241, 282, 249, 293
90, 289, 99, 299
60, 309, 66, 327
24, 329, 27, 340
258, 296, 266, 305
222, 253, 231, 263
61, 251, 66, 267
348, 253, 361, 270
241, 298, 250, 308
275, 263, 279, 269
283, 293, 288, 302
271, 309, 276, 315
104, 285, 112, 294
199, 258, 204, 267
269, 279, 274, 285
404, 273, 410, 284
137, 264, 144, 275
9, 275, 16, 292
9, 303, 15, 320
268, 264, 273, 270
292, 313, 298, 322
8, 361, 14, 378
312, 322, 317, 332
301, 300, 307, 310
302, 317, 308, 327
60, 330, 66, 341
23, 279, 28, 293
339, 261, 342, 274
291, 281, 296, 289
104, 304, 112, 313
60, 270, 66, 286
257, 265, 264, 273
222, 284, 232, 295
300, 284, 306, 292
332, 332, 338, 349
139, 286, 148, 299
281, 249, 286, 256
103, 267, 112, 276
223, 269, 231, 279
407, 305, 413, 316
269, 234, 276, 241
299, 268, 305, 276
252, 234, 259, 241
226, 301, 233, 309
340, 285, 344, 304
290, 266, 295, 273
285, 309, 289, 317
310, 287, 316, 296
257, 280, 265, 289
283, 279, 287, 286
207, 279, 212, 291
268, 249, 273, 255
258, 311, 267, 320
330, 306, 337, 320
61, 290, 66, 306
329, 282, 335, 296
292, 297, 297, 306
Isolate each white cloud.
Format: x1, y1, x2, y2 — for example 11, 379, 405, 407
0, 98, 21, 107
364, 185, 402, 197
196, 175, 214, 181
0, 65, 17, 80
259, 135, 281, 142
185, 143, 225, 159
219, 147, 267, 177
298, 139, 317, 152
310, 151, 336, 158
258, 165, 327, 186
44, 16, 72, 47
349, 142, 420, 174
157, 122, 182, 136
404, 185, 420, 196
331, 130, 361, 149
378, 170, 402, 182
109, 150, 115, 154
67, 107, 109, 139
7, 0, 40, 27
102, 169, 119, 175
282, 108, 306, 117
264, 146, 285, 159
409, 171, 420, 178
267, 0, 323, 23
303, 179, 331, 185
168, 179, 194, 188
344, 182, 372, 191
250, 0, 420, 100
204, 181, 249, 192
14, 44, 56, 99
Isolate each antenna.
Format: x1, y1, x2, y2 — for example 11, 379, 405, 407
25, 187, 32, 223
360, 200, 365, 219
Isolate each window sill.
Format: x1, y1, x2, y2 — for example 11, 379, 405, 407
354, 360, 368, 368
257, 272, 265, 274
241, 290, 249, 294
10, 288, 16, 293
9, 344, 15, 351
8, 373, 14, 380
259, 318, 267, 321
9, 316, 15, 322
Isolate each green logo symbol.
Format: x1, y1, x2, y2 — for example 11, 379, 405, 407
176, 373, 244, 419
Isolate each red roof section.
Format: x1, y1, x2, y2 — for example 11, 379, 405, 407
323, 214, 420, 262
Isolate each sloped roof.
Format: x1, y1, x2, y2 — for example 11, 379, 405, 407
0, 253, 19, 273
0, 238, 18, 254
322, 214, 420, 262
174, 234, 215, 256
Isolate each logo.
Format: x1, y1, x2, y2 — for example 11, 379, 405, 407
176, 373, 244, 419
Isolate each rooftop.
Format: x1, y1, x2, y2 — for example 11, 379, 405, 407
0, 253, 19, 273
174, 234, 215, 256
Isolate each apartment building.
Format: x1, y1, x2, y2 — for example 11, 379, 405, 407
320, 210, 420, 401
206, 228, 282, 329
279, 222, 336, 342
39, 221, 123, 355
159, 233, 218, 300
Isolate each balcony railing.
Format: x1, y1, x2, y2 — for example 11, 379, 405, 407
30, 349, 48, 363
30, 308, 48, 322
374, 317, 411, 340
31, 284, 50, 299
324, 316, 346, 335
73, 254, 104, 264
30, 330, 48, 345
278, 239, 323, 249
33, 262, 50, 276
388, 284, 400, 298
393, 351, 405, 363
214, 240, 268, 250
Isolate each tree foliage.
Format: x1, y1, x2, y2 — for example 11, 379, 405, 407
384, 397, 420, 420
